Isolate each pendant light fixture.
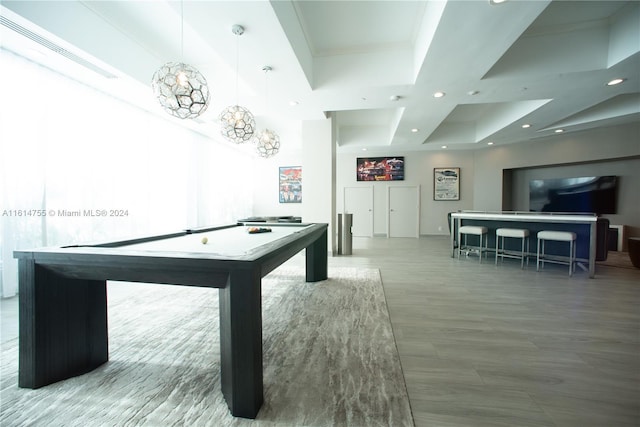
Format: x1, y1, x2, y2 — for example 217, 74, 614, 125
255, 128, 280, 158
151, 0, 210, 119
254, 66, 280, 158
219, 24, 256, 144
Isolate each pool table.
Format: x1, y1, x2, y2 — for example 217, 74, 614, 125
13, 222, 328, 419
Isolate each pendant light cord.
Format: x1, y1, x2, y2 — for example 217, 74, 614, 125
263, 66, 272, 112
230, 25, 245, 107
180, 0, 184, 62
235, 33, 239, 105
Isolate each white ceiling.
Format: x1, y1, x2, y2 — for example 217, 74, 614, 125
1, 0, 639, 154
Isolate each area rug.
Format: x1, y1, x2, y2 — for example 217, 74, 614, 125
0, 266, 413, 427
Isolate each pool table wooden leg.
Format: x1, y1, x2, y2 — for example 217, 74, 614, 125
305, 227, 328, 282
219, 267, 263, 418
18, 258, 108, 389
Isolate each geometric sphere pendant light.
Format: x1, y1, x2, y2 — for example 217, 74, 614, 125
152, 62, 210, 119
219, 24, 256, 144
219, 104, 256, 143
151, 1, 210, 119
253, 66, 280, 158
254, 128, 281, 158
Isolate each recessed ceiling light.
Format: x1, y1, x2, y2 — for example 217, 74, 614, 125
522, 124, 531, 129
433, 91, 445, 98
468, 90, 479, 96
390, 95, 401, 101
411, 128, 419, 133
555, 129, 564, 133
441, 145, 447, 149
489, 0, 508, 4
487, 142, 494, 145
607, 78, 626, 86
289, 100, 299, 106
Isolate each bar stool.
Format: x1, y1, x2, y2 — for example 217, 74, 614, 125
495, 228, 530, 269
537, 230, 577, 276
458, 226, 488, 263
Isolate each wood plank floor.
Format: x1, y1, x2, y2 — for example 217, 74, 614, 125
2, 235, 639, 426
328, 235, 640, 427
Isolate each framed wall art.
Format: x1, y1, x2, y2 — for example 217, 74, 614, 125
279, 166, 302, 203
434, 167, 460, 201
356, 156, 404, 181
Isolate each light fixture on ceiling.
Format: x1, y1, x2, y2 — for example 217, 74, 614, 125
390, 95, 401, 101
487, 141, 494, 145
555, 129, 564, 133
151, 0, 210, 119
522, 123, 531, 128
489, 0, 508, 4
411, 128, 419, 133
289, 100, 299, 106
219, 24, 256, 144
254, 128, 280, 158
441, 145, 447, 149
254, 66, 280, 158
433, 91, 445, 98
607, 78, 626, 86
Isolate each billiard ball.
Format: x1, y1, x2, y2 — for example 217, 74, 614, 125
201, 236, 208, 244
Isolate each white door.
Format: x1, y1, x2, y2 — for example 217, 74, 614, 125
388, 186, 419, 238
344, 186, 373, 237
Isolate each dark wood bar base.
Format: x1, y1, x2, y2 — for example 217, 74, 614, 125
629, 237, 640, 269
450, 212, 598, 278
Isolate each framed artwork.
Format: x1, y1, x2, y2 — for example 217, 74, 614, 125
434, 167, 460, 201
356, 156, 404, 181
279, 166, 302, 203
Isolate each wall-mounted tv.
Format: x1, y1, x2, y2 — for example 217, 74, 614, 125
529, 175, 618, 214
356, 156, 404, 181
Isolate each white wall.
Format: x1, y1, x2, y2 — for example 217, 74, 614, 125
250, 148, 304, 219
250, 117, 334, 231
333, 122, 640, 237
336, 150, 475, 236
473, 123, 640, 212
249, 117, 305, 218
256, 122, 640, 241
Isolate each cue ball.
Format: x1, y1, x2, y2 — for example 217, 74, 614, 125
201, 236, 208, 244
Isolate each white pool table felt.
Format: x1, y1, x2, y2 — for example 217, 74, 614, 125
119, 225, 311, 257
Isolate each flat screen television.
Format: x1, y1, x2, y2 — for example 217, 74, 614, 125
529, 175, 618, 214
356, 156, 404, 181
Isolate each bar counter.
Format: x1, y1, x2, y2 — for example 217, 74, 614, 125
450, 211, 598, 278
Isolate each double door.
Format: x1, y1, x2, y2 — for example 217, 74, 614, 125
343, 186, 419, 238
